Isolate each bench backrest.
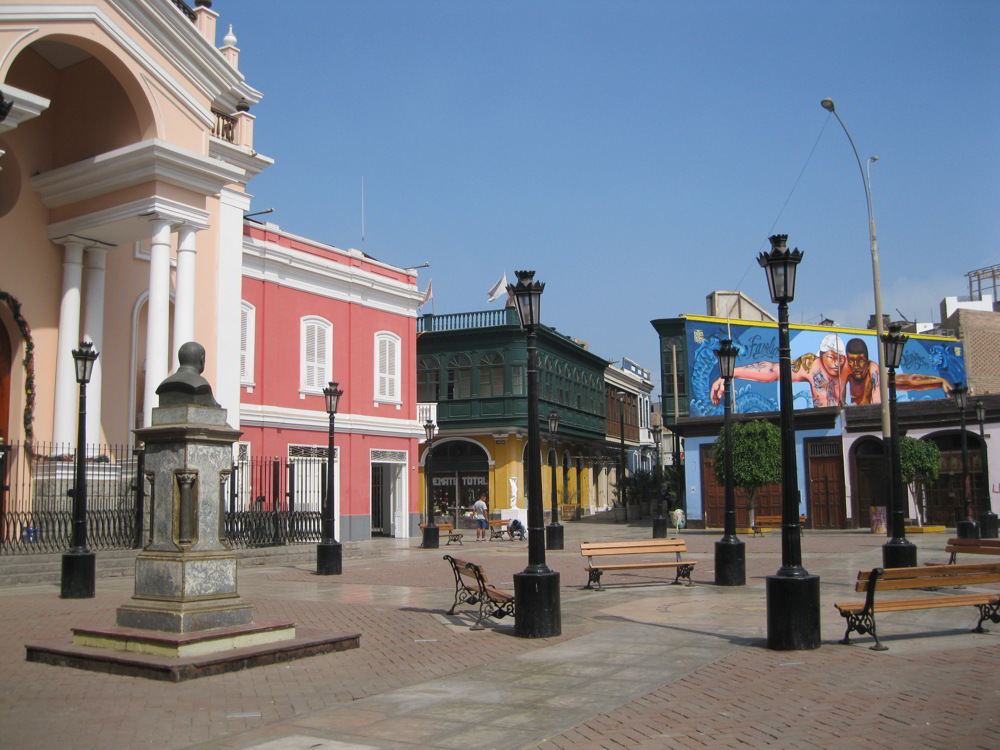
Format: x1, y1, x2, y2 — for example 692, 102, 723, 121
755, 515, 805, 524
421, 523, 454, 531
944, 538, 1000, 556
443, 555, 490, 588
581, 539, 687, 557
855, 562, 1000, 592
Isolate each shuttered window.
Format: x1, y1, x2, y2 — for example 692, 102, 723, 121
240, 302, 255, 384
375, 332, 401, 402
300, 317, 332, 392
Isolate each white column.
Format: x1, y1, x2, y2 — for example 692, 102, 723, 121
216, 188, 252, 430
52, 239, 84, 448
83, 246, 108, 446
143, 219, 172, 427
172, 225, 198, 371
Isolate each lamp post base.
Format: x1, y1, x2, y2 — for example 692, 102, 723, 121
513, 568, 561, 638
882, 539, 917, 569
979, 511, 998, 539
956, 520, 979, 540
61, 551, 96, 599
421, 525, 440, 549
652, 516, 668, 539
545, 523, 563, 550
316, 541, 343, 575
714, 538, 745, 586
766, 574, 821, 651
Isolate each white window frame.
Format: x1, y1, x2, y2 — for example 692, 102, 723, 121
240, 301, 256, 386
374, 331, 402, 405
300, 316, 333, 394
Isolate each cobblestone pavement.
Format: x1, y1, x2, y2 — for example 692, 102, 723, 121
1, 519, 997, 750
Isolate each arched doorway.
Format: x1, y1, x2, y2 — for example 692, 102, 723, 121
0, 320, 10, 443
428, 440, 490, 525
922, 431, 986, 526
851, 437, 886, 530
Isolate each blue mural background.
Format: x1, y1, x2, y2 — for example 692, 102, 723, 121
686, 320, 965, 417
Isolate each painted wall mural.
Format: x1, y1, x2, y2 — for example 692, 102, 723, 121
686, 319, 965, 417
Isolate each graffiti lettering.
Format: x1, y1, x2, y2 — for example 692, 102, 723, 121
741, 334, 778, 362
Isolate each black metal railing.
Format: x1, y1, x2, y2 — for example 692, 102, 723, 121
169, 0, 197, 23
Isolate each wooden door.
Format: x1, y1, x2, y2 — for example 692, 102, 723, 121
855, 454, 885, 530
701, 446, 782, 527
806, 441, 845, 529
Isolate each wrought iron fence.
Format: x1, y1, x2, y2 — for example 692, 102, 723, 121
0, 442, 144, 555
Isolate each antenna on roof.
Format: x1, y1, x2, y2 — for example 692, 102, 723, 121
361, 177, 365, 253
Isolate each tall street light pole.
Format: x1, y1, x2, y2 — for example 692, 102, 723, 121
759, 235, 820, 650
651, 422, 667, 538
618, 392, 627, 515
546, 410, 563, 550
62, 340, 98, 599
422, 419, 439, 549
715, 338, 745, 586
318, 381, 344, 574
881, 324, 917, 567
954, 384, 978, 539
975, 400, 998, 538
507, 270, 560, 638
820, 99, 890, 436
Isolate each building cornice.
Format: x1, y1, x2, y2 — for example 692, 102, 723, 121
47, 194, 210, 245
0, 82, 49, 133
208, 136, 273, 179
239, 402, 424, 439
242, 235, 425, 319
32, 138, 246, 208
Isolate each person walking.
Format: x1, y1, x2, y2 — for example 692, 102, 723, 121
472, 493, 489, 541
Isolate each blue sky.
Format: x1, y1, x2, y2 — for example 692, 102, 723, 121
227, 0, 999, 396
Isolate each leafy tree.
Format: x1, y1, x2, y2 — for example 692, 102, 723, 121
898, 436, 941, 524
712, 419, 781, 526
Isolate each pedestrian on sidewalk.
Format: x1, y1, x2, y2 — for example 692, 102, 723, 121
473, 493, 489, 541
508, 518, 526, 540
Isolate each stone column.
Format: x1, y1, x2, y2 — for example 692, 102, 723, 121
143, 219, 172, 428
83, 245, 108, 445
172, 226, 198, 371
52, 238, 85, 448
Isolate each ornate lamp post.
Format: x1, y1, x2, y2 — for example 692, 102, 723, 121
317, 381, 344, 574
546, 410, 563, 550
881, 324, 917, 567
61, 340, 98, 599
422, 419, 439, 549
759, 235, 819, 650
507, 270, 560, 638
954, 384, 978, 539
975, 400, 998, 538
715, 338, 745, 585
651, 423, 668, 538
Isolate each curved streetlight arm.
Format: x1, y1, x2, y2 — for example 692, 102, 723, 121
824, 102, 891, 436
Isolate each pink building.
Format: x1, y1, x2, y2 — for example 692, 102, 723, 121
237, 222, 425, 541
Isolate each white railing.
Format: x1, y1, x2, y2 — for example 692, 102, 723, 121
417, 402, 437, 434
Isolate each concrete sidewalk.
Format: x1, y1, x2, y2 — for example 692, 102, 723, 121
1, 518, 997, 750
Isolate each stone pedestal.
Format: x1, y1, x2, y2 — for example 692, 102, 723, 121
499, 508, 527, 525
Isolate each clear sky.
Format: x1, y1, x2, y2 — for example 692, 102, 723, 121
227, 0, 999, 396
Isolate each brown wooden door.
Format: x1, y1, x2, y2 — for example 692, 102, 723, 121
0, 321, 10, 443
701, 446, 782, 527
855, 454, 885, 530
806, 441, 844, 529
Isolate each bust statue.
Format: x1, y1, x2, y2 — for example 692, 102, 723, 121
156, 341, 219, 407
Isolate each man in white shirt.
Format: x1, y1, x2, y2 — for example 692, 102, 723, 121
472, 493, 489, 541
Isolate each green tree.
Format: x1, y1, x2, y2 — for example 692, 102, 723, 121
898, 436, 941, 525
712, 419, 781, 526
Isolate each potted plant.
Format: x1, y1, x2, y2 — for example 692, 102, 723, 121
611, 482, 628, 522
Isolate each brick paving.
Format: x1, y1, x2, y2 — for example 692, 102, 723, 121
0, 521, 998, 749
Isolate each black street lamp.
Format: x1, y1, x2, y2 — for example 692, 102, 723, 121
507, 270, 560, 638
881, 324, 917, 567
759, 235, 819, 650
715, 338, 745, 586
317, 381, 344, 574
546, 410, 563, 550
422, 419, 439, 549
618, 392, 627, 517
61, 340, 98, 599
954, 384, 978, 539
975, 400, 998, 538
651, 422, 668, 538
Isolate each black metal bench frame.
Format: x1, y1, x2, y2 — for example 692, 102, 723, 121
443, 554, 515, 630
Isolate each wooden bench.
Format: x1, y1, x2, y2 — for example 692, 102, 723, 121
443, 555, 515, 630
580, 539, 698, 590
933, 538, 1000, 565
489, 518, 514, 541
751, 514, 807, 537
420, 522, 462, 545
834, 563, 1000, 650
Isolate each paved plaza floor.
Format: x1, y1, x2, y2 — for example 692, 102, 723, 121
1, 517, 997, 750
